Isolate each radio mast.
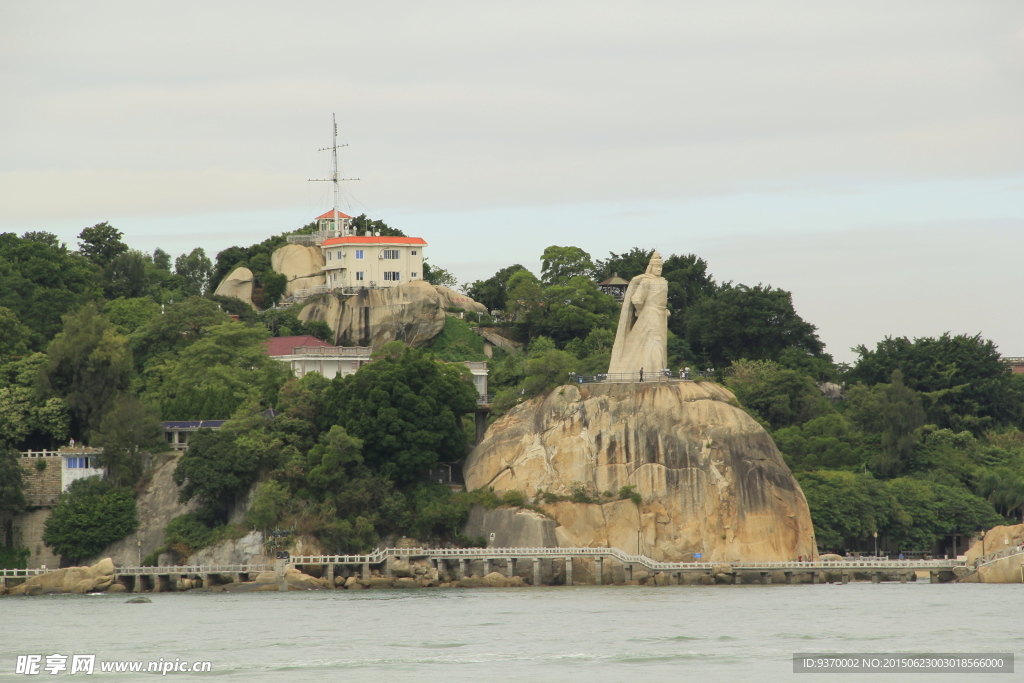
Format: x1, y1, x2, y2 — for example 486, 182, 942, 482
309, 113, 360, 219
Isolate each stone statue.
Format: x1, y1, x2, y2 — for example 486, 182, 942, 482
608, 251, 669, 375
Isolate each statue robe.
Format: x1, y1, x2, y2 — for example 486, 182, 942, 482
607, 272, 669, 375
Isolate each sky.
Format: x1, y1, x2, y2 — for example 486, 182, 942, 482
1, 1, 1022, 362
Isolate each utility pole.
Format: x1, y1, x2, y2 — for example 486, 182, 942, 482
308, 113, 360, 233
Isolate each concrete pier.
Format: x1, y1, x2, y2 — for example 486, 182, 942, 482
595, 557, 603, 585
533, 558, 541, 586
565, 557, 573, 586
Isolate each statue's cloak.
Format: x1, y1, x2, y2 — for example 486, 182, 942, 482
608, 273, 668, 374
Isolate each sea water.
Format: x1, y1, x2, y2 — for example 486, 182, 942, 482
1, 582, 1021, 682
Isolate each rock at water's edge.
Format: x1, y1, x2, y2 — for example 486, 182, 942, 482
464, 382, 817, 563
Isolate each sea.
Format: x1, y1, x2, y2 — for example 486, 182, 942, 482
1, 582, 1021, 682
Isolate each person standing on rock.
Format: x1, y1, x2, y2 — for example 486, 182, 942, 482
608, 252, 670, 375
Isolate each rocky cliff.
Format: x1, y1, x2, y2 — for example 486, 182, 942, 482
298, 280, 484, 349
464, 382, 818, 563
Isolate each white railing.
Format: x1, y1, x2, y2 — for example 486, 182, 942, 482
477, 394, 494, 406
290, 346, 371, 357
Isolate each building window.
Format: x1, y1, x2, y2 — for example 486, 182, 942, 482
67, 457, 86, 468
327, 251, 332, 261
356, 271, 364, 281
411, 272, 418, 279
411, 250, 417, 255
356, 250, 364, 259
384, 271, 401, 281
382, 249, 400, 259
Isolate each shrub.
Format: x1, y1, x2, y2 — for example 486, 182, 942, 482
618, 485, 643, 505
42, 478, 138, 564
569, 481, 595, 504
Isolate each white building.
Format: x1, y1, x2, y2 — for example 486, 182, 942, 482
265, 335, 373, 380
320, 235, 427, 290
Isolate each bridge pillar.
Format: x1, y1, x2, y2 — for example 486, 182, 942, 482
872, 571, 881, 584
507, 558, 516, 578
533, 558, 541, 586
385, 556, 394, 578
565, 558, 573, 586
929, 571, 938, 584
899, 572, 908, 584
325, 564, 335, 587
759, 571, 770, 585
275, 559, 288, 592
459, 559, 468, 580
436, 559, 446, 578
673, 572, 681, 585
784, 571, 793, 585
483, 558, 492, 576
361, 563, 370, 581
625, 564, 633, 582
595, 557, 603, 585
841, 571, 849, 585
134, 575, 147, 593
811, 572, 820, 584
733, 572, 742, 585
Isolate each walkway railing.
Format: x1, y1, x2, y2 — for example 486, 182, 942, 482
571, 371, 714, 384
973, 545, 1024, 568
1, 548, 967, 581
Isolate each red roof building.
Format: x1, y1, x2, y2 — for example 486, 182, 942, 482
264, 335, 334, 357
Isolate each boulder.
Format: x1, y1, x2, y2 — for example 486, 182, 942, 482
482, 572, 508, 587
271, 245, 326, 296
964, 524, 1024, 564
433, 286, 488, 314
394, 577, 420, 589
464, 382, 817, 563
390, 560, 414, 578
298, 281, 486, 350
71, 579, 93, 594
107, 583, 127, 593
458, 576, 486, 588
213, 266, 254, 308
368, 577, 394, 589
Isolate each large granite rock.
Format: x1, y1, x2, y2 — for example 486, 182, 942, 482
8, 557, 116, 596
433, 285, 488, 314
213, 266, 254, 307
963, 523, 1024, 564
298, 280, 476, 349
464, 382, 818, 563
271, 244, 327, 296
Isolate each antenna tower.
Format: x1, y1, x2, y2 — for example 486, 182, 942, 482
309, 113, 360, 216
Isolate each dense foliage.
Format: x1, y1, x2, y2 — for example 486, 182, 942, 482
42, 478, 139, 564
3, 219, 1023, 562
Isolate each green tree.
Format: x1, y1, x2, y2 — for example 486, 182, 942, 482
0, 445, 27, 514
147, 323, 289, 416
104, 297, 161, 335
174, 428, 259, 523
540, 245, 594, 285
152, 248, 172, 272
504, 270, 545, 329
725, 359, 833, 430
103, 250, 149, 300
465, 264, 527, 312
324, 345, 478, 482
351, 214, 405, 237
39, 304, 134, 439
129, 296, 229, 372
536, 275, 617, 346
245, 480, 291, 529
174, 248, 214, 297
685, 283, 825, 367
0, 306, 30, 359
0, 232, 99, 349
77, 222, 128, 268
847, 333, 1023, 433
423, 262, 459, 289
90, 394, 165, 486
873, 370, 926, 477
42, 478, 138, 563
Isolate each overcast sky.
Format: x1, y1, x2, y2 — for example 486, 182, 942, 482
2, 1, 1022, 361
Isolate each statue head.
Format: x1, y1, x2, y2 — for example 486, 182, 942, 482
646, 251, 663, 277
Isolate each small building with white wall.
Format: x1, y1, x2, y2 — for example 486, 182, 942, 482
265, 335, 373, 380
320, 235, 427, 290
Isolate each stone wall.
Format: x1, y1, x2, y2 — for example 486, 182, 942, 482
1, 508, 60, 569
19, 456, 61, 507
